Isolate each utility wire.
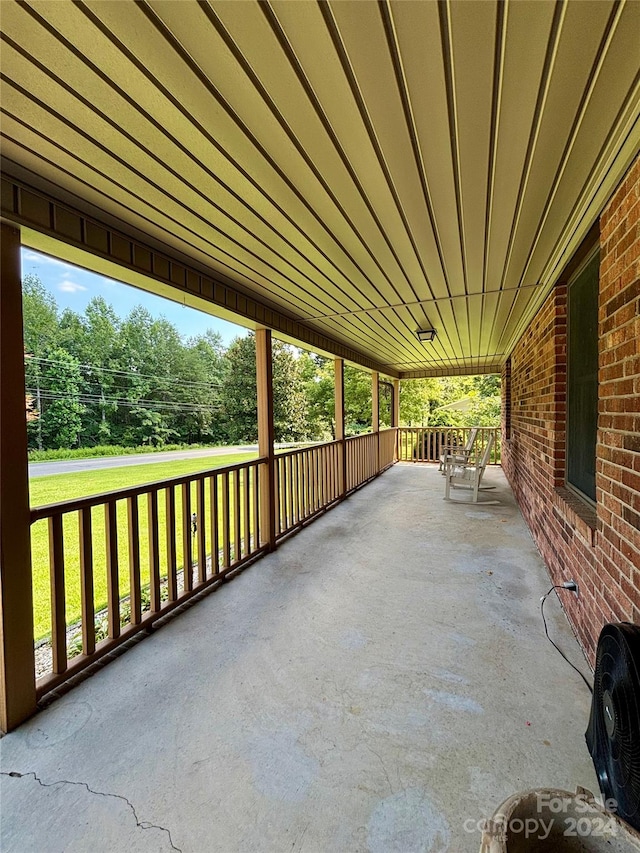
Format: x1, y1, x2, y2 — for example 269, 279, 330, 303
29, 356, 222, 390
26, 390, 222, 413
540, 586, 593, 693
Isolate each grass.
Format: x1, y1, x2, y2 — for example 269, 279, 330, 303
30, 452, 257, 642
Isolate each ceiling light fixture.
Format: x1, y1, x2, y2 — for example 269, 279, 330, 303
416, 328, 437, 342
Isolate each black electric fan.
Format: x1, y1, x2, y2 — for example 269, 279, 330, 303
586, 621, 640, 831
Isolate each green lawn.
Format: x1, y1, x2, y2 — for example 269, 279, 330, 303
30, 452, 257, 641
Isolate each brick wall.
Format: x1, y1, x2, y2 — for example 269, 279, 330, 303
502, 155, 640, 666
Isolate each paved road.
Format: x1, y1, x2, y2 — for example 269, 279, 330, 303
29, 445, 260, 478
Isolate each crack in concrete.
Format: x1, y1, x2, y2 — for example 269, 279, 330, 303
364, 745, 395, 796
1, 771, 182, 852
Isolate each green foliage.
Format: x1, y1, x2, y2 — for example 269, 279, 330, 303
344, 365, 373, 435
220, 334, 308, 442
23, 277, 227, 450
22, 274, 502, 451
299, 353, 335, 440
38, 348, 85, 448
400, 375, 501, 427
220, 334, 260, 442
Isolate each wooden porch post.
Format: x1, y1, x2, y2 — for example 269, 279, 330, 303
392, 379, 400, 460
0, 223, 37, 732
334, 358, 346, 498
256, 328, 276, 551
372, 371, 380, 472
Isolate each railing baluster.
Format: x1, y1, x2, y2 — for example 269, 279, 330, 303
284, 456, 291, 532
127, 496, 141, 625
165, 486, 178, 601
182, 483, 193, 592
279, 457, 286, 532
148, 490, 160, 612
105, 500, 120, 639
321, 446, 327, 507
292, 455, 297, 526
222, 471, 231, 569
283, 456, 289, 531
234, 469, 242, 562
49, 514, 67, 674
243, 465, 251, 557
300, 452, 306, 519
197, 477, 206, 583
310, 449, 316, 512
293, 453, 300, 523
275, 458, 282, 536
79, 507, 95, 655
252, 464, 260, 551
210, 474, 219, 576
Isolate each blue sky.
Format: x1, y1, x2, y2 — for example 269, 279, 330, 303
21, 249, 245, 346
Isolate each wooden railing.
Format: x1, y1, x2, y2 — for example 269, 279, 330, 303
30, 458, 264, 697
396, 427, 500, 465
275, 441, 342, 539
379, 427, 397, 471
30, 430, 401, 696
346, 432, 379, 492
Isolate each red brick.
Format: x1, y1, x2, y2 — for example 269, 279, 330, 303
502, 154, 640, 664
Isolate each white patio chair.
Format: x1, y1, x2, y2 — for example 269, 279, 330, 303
444, 433, 496, 503
439, 427, 479, 474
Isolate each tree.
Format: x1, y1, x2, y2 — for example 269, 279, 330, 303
174, 331, 225, 443
80, 297, 121, 445
39, 349, 84, 448
220, 334, 259, 442
22, 274, 59, 449
220, 334, 308, 443
400, 375, 501, 427
344, 365, 372, 434
299, 353, 334, 439
272, 343, 307, 441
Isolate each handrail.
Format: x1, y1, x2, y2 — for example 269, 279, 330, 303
30, 456, 266, 521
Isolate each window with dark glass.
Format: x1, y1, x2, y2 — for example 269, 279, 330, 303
567, 251, 599, 502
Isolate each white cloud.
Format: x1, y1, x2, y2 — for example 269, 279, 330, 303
58, 280, 87, 293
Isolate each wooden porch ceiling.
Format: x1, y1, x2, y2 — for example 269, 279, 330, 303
1, 1, 638, 377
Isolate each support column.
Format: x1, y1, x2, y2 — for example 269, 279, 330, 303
392, 379, 400, 460
392, 380, 400, 427
256, 328, 276, 551
334, 358, 346, 499
372, 371, 380, 473
0, 223, 37, 732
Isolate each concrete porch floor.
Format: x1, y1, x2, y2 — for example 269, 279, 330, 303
1, 464, 597, 852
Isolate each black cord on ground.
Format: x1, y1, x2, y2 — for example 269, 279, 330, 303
541, 586, 593, 694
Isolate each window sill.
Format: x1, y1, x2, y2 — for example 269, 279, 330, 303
553, 486, 597, 546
